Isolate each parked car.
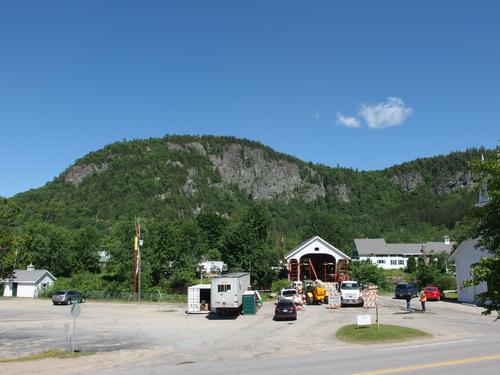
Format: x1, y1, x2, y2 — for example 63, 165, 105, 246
423, 286, 442, 301
52, 290, 86, 305
394, 283, 418, 299
279, 288, 298, 301
274, 300, 297, 321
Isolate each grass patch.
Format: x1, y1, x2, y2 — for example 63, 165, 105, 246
336, 324, 431, 344
443, 290, 458, 300
0, 350, 93, 363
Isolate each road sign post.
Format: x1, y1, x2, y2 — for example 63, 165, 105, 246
69, 302, 81, 352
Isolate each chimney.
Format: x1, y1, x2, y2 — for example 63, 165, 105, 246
27, 264, 35, 271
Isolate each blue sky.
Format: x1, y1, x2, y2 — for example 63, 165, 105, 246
1, 1, 499, 197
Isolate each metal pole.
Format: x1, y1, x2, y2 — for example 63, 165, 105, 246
72, 311, 76, 352
376, 303, 379, 330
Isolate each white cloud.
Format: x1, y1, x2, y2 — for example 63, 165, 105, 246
358, 97, 413, 129
336, 112, 361, 128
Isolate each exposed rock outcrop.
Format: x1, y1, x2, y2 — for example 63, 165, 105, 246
390, 172, 424, 192
436, 171, 473, 194
209, 144, 325, 201
65, 163, 108, 186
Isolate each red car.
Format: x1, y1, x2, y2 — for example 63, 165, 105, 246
423, 286, 441, 301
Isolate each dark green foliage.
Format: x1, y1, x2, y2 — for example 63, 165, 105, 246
415, 261, 441, 289
406, 256, 417, 273
0, 199, 24, 279
350, 260, 388, 288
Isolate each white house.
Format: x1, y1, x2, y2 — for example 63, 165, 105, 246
2, 264, 56, 298
285, 236, 351, 282
352, 237, 454, 270
448, 238, 492, 304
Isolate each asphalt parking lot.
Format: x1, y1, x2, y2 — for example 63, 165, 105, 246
1, 296, 499, 374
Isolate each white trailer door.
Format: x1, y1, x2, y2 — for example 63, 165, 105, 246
216, 280, 236, 307
188, 287, 200, 313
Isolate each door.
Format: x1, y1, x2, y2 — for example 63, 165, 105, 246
216, 281, 234, 307
12, 283, 18, 297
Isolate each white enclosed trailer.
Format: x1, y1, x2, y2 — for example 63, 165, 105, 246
187, 284, 211, 314
210, 272, 251, 314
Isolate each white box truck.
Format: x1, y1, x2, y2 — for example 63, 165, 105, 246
210, 272, 251, 315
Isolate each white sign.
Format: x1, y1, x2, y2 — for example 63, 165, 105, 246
357, 314, 371, 326
328, 295, 341, 305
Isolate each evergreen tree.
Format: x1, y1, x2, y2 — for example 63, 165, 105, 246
406, 256, 416, 273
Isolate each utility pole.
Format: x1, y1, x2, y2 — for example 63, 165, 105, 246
133, 218, 142, 302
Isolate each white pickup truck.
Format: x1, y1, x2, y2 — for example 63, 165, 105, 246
339, 281, 364, 307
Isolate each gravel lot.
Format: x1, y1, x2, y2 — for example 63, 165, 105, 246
1, 296, 498, 374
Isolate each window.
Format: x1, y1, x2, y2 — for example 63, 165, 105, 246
378, 259, 385, 264
217, 285, 231, 293
391, 260, 397, 265
398, 260, 405, 265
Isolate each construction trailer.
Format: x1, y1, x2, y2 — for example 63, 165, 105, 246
210, 272, 251, 315
187, 284, 211, 314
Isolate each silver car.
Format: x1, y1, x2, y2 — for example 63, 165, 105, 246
52, 290, 86, 305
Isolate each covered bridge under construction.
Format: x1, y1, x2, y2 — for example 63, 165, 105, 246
284, 236, 350, 283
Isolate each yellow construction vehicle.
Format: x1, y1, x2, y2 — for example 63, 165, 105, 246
304, 280, 329, 304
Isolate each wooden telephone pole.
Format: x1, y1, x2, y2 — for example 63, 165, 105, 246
133, 218, 142, 302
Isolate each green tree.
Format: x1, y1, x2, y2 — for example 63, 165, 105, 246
0, 199, 23, 279
349, 260, 388, 288
221, 204, 278, 287
406, 256, 417, 273
467, 156, 500, 318
21, 222, 76, 277
414, 261, 440, 289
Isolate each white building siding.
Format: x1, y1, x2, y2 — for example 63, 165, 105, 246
360, 255, 409, 270
3, 274, 55, 298
452, 241, 489, 304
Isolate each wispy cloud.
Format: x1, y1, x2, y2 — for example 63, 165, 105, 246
358, 97, 413, 129
336, 112, 361, 128
313, 111, 321, 121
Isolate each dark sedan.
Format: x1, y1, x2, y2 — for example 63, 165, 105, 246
52, 290, 86, 305
274, 299, 297, 321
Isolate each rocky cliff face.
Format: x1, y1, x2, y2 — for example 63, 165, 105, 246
65, 163, 108, 186
389, 170, 473, 194
208, 143, 326, 201
62, 137, 478, 205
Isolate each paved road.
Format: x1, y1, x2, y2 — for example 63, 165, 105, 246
1, 296, 499, 374
95, 334, 500, 375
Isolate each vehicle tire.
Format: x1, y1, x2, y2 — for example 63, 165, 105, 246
80, 297, 86, 303
67, 298, 72, 305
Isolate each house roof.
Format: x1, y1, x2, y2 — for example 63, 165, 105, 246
448, 238, 491, 262
354, 238, 455, 256
3, 269, 56, 284
284, 236, 351, 261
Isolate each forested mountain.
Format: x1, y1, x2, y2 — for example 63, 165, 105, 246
1, 135, 493, 289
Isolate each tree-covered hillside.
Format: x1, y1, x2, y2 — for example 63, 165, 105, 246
2, 135, 494, 290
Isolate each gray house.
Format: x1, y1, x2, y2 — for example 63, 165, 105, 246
353, 237, 454, 269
